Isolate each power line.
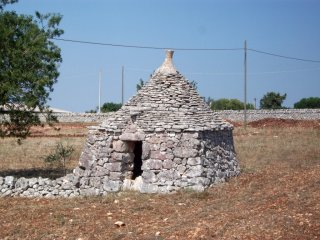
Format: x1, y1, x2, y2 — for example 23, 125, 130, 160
51, 37, 242, 51
249, 48, 320, 63
127, 66, 320, 76
51, 37, 320, 63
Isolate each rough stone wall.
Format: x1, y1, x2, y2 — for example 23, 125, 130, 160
73, 127, 239, 194
26, 109, 320, 123
199, 130, 239, 185
0, 174, 81, 198
2, 109, 318, 124
42, 113, 110, 123
215, 109, 320, 122
74, 126, 123, 195
0, 112, 110, 123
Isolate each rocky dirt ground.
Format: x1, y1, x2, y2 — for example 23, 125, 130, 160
0, 119, 319, 239
248, 118, 320, 129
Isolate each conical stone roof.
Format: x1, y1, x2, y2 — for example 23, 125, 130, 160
100, 50, 232, 133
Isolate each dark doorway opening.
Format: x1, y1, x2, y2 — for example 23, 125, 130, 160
132, 141, 143, 180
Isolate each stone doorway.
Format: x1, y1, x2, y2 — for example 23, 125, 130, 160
132, 141, 143, 180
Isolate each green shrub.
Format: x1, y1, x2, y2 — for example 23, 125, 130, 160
294, 97, 320, 109
43, 143, 74, 175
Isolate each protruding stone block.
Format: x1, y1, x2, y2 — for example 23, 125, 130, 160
185, 165, 203, 178
142, 159, 163, 170
187, 157, 202, 166
141, 170, 157, 183
15, 178, 29, 191
162, 159, 173, 169
103, 180, 121, 192
5, 176, 15, 188
119, 133, 145, 141
113, 140, 134, 153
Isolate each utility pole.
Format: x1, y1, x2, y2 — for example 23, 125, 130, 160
244, 40, 247, 129
98, 70, 102, 114
254, 97, 257, 109
121, 66, 124, 105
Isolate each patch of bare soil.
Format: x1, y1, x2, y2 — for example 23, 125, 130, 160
248, 118, 320, 129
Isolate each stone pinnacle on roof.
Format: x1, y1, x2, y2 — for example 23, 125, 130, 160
155, 49, 177, 75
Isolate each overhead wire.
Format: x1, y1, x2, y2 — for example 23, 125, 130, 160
127, 68, 320, 77
248, 48, 320, 63
51, 37, 242, 51
51, 37, 320, 63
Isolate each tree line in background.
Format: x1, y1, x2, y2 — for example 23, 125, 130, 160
86, 102, 122, 113
294, 97, 320, 109
209, 93, 320, 110
207, 98, 254, 110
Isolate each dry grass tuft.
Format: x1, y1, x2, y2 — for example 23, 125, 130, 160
0, 123, 88, 178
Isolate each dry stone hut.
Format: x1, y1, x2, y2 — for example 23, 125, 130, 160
74, 50, 240, 194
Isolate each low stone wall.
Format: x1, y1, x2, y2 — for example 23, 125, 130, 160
48, 109, 320, 123
0, 112, 111, 124
2, 109, 319, 124
0, 175, 81, 198
214, 109, 320, 122
44, 113, 111, 123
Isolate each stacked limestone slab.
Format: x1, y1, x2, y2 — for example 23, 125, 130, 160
74, 50, 240, 194
0, 50, 240, 197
